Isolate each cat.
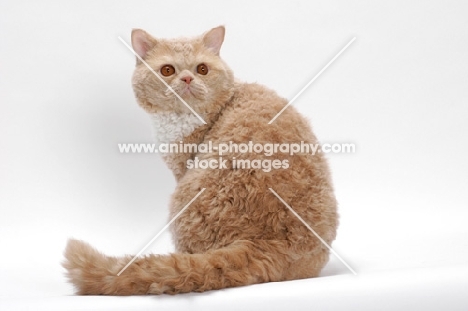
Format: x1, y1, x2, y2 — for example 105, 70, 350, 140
63, 26, 338, 295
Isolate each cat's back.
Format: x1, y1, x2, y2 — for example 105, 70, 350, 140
175, 81, 338, 255
208, 82, 317, 144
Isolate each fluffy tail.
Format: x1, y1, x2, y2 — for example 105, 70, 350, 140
63, 238, 326, 295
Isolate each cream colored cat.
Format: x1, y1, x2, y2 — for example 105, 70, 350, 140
63, 26, 338, 295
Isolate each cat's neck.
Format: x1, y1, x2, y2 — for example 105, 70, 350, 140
150, 85, 237, 181
150, 112, 204, 146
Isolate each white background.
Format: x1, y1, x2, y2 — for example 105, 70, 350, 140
1, 0, 468, 310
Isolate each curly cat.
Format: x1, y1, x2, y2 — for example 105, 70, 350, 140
63, 26, 338, 295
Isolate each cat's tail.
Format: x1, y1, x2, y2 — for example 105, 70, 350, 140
63, 238, 326, 295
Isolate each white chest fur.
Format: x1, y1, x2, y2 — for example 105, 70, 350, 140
150, 112, 204, 145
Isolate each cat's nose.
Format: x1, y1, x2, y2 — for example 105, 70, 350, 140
180, 76, 193, 84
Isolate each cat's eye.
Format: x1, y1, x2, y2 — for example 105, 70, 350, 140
196, 63, 208, 75
160, 65, 175, 77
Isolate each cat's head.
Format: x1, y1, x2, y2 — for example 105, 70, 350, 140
131, 26, 234, 116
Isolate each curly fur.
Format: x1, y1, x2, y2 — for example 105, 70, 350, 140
63, 26, 338, 295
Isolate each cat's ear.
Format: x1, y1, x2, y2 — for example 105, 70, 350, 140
131, 29, 157, 62
202, 26, 225, 55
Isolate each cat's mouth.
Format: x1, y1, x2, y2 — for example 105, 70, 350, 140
181, 86, 195, 96
175, 83, 205, 100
